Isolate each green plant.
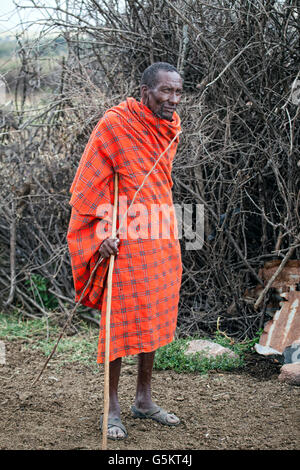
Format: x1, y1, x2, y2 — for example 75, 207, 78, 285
25, 274, 58, 310
212, 326, 264, 355
153, 338, 244, 374
238, 329, 264, 353
153, 326, 264, 374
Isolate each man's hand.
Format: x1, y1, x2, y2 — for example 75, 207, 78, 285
99, 237, 120, 259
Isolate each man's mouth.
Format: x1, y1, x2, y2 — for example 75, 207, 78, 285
164, 107, 175, 113
155, 105, 176, 120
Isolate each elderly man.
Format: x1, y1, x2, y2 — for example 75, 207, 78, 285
67, 62, 183, 440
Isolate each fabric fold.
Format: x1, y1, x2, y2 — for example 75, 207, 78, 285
67, 97, 182, 362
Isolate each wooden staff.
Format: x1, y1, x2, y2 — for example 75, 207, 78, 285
102, 172, 119, 450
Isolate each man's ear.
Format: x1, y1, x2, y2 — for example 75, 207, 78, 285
140, 84, 149, 103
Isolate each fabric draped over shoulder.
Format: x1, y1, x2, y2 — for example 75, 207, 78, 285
67, 97, 182, 363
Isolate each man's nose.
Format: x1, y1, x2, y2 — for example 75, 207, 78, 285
168, 92, 180, 105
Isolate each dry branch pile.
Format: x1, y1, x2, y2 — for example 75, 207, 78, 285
0, 0, 299, 340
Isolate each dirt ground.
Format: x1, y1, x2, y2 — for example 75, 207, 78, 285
0, 339, 299, 451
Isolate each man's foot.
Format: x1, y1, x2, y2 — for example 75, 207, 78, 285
100, 415, 128, 440
131, 404, 180, 426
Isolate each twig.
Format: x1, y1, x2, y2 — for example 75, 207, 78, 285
31, 253, 105, 385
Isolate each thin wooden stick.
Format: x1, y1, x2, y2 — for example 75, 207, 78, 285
102, 172, 119, 451
115, 130, 181, 239
31, 253, 105, 385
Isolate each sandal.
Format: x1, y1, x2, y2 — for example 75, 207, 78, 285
100, 415, 128, 440
131, 404, 180, 426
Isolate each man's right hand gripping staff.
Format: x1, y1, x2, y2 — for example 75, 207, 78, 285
99, 238, 120, 259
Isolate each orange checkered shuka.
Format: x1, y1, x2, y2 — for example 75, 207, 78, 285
67, 97, 182, 363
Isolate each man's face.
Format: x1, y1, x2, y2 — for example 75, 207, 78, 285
141, 70, 183, 121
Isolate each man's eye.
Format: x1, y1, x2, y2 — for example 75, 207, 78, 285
162, 89, 182, 94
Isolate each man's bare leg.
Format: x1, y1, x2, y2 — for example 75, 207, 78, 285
134, 351, 179, 424
135, 351, 156, 410
106, 357, 126, 439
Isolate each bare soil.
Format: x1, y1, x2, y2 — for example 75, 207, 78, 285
0, 340, 299, 451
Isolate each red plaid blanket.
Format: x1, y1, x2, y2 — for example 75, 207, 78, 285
67, 97, 182, 363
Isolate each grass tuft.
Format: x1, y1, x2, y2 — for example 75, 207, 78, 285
153, 331, 262, 374
0, 312, 99, 367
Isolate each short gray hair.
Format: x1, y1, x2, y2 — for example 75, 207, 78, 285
141, 62, 180, 89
